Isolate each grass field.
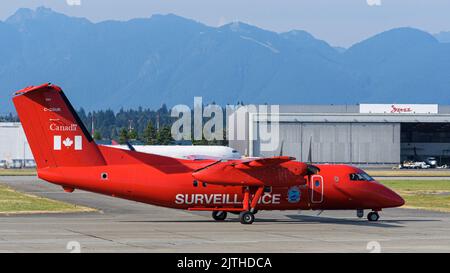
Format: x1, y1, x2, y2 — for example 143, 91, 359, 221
380, 180, 450, 212
367, 169, 450, 177
0, 169, 36, 176
0, 184, 95, 214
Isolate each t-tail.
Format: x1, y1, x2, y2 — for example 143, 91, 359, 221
13, 83, 106, 169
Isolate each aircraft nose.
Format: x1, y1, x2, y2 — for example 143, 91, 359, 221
378, 184, 405, 208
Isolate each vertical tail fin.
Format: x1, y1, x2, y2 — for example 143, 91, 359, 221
12, 83, 106, 169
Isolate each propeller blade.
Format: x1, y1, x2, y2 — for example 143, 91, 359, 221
307, 136, 313, 163
279, 141, 284, 156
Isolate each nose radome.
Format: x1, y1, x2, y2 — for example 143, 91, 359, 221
381, 187, 405, 208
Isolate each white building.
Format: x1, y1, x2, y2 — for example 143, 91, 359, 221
0, 122, 34, 168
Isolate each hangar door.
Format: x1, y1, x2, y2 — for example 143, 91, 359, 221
258, 122, 400, 164
301, 123, 351, 163
350, 123, 400, 164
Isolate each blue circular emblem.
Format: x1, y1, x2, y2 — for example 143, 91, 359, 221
287, 186, 301, 203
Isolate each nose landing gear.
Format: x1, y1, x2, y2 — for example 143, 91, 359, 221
367, 211, 380, 222
356, 209, 364, 218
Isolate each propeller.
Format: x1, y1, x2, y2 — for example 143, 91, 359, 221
305, 136, 320, 175
307, 136, 312, 163
278, 141, 284, 156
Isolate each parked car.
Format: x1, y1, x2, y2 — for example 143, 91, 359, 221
10, 159, 23, 169
0, 160, 6, 169
401, 161, 430, 169
424, 157, 437, 168
23, 159, 36, 168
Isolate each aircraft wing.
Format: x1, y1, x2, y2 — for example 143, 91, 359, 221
192, 156, 308, 187
232, 156, 295, 169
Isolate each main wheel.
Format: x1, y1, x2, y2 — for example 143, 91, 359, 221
239, 211, 255, 225
212, 211, 227, 221
367, 212, 379, 222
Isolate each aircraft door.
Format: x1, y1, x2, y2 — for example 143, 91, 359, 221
310, 175, 324, 203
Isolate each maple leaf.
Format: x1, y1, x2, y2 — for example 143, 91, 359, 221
63, 137, 73, 147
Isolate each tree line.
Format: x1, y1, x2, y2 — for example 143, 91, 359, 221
1, 105, 228, 146
77, 105, 176, 145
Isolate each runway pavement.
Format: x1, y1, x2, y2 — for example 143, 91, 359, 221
1, 176, 450, 253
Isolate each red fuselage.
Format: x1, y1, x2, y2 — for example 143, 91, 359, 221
38, 146, 404, 212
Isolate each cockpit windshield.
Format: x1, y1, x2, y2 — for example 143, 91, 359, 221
349, 172, 374, 181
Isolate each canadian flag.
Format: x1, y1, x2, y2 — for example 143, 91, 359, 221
54, 136, 82, 150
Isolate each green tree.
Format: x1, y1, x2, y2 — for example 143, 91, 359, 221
118, 128, 129, 144
128, 128, 138, 140
192, 137, 209, 145
143, 121, 158, 145
192, 129, 228, 146
156, 126, 174, 145
93, 130, 102, 140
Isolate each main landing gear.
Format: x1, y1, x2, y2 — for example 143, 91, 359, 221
239, 211, 255, 225
212, 211, 227, 221
211, 210, 256, 224
237, 186, 264, 225
211, 186, 264, 224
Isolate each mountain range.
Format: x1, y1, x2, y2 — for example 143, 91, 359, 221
1, 7, 450, 112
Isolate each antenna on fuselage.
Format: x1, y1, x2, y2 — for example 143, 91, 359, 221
126, 141, 136, 152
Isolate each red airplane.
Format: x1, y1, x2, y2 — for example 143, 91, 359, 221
12, 83, 404, 224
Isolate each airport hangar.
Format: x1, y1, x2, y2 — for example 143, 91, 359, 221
0, 122, 33, 168
229, 104, 450, 167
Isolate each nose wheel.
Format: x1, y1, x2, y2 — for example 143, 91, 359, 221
367, 211, 380, 222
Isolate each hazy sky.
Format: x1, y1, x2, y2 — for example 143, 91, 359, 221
1, 0, 449, 47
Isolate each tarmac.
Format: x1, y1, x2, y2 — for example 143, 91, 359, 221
1, 176, 450, 253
